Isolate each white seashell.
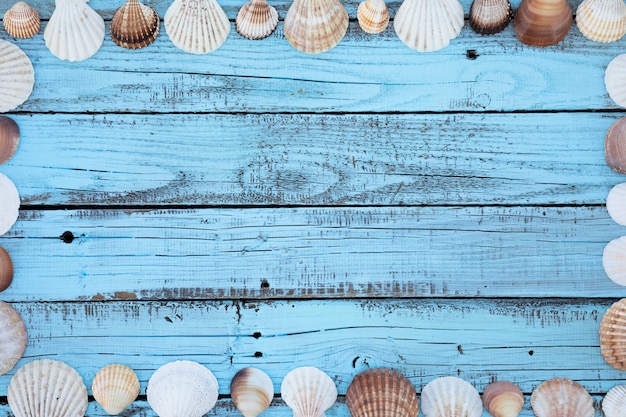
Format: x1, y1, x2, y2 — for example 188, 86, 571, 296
603, 236, 626, 286
605, 54, 626, 108
236, 0, 279, 40
8, 359, 88, 417
0, 40, 34, 113
283, 0, 349, 54
280, 366, 338, 417
147, 360, 219, 417
0, 172, 20, 236
420, 376, 482, 417
164, 0, 231, 54
92, 364, 140, 415
231, 367, 274, 417
0, 301, 27, 375
606, 183, 626, 225
603, 385, 626, 417
3, 2, 41, 39
44, 0, 105, 61
357, 0, 390, 34
576, 0, 626, 43
530, 378, 594, 417
393, 0, 464, 52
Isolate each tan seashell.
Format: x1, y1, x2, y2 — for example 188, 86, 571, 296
602, 237, 626, 286
281, 366, 338, 417
0, 301, 26, 375
0, 172, 20, 236
111, 0, 160, 49
576, 0, 626, 43
0, 247, 14, 292
346, 368, 419, 417
530, 378, 593, 417
231, 367, 274, 417
0, 40, 34, 113
514, 0, 572, 46
236, 0, 279, 40
600, 298, 626, 369
606, 117, 626, 173
3, 2, 40, 39
482, 381, 524, 417
605, 54, 626, 108
283, 0, 348, 54
421, 376, 483, 417
0, 116, 19, 164
469, 0, 512, 35
357, 0, 389, 34
606, 183, 626, 225
603, 385, 626, 417
393, 0, 464, 52
92, 364, 140, 415
8, 359, 88, 417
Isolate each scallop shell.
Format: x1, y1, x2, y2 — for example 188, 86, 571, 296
357, 0, 389, 34
0, 116, 19, 164
530, 378, 594, 417
230, 367, 274, 417
0, 40, 35, 113
420, 376, 482, 417
602, 237, 626, 286
469, 0, 512, 35
0, 247, 14, 292
345, 368, 419, 417
283, 0, 348, 54
576, 0, 626, 43
44, 0, 105, 61
393, 0, 464, 52
280, 366, 338, 417
606, 183, 626, 225
0, 172, 20, 236
605, 117, 626, 173
110, 0, 160, 49
8, 359, 88, 417
605, 54, 626, 108
147, 360, 219, 417
0, 301, 26, 375
602, 385, 626, 417
236, 0, 279, 40
514, 0, 572, 46
92, 364, 140, 415
600, 298, 626, 369
3, 2, 41, 39
164, 0, 231, 54
482, 381, 524, 417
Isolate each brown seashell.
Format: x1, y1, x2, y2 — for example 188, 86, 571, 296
357, 0, 389, 34
470, 0, 512, 35
0, 301, 27, 375
483, 381, 524, 417
530, 378, 593, 417
236, 0, 279, 40
346, 368, 419, 417
600, 298, 626, 370
606, 117, 626, 174
0, 247, 14, 293
514, 0, 572, 46
231, 367, 274, 417
283, 0, 349, 53
3, 2, 40, 39
110, 0, 160, 49
0, 116, 19, 165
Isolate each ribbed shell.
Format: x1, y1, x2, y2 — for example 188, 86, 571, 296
420, 376, 483, 417
164, 0, 231, 54
92, 364, 140, 415
602, 236, 626, 286
283, 0, 349, 53
230, 367, 274, 417
530, 378, 594, 417
606, 183, 626, 225
357, 0, 389, 34
576, 0, 626, 43
8, 359, 88, 417
393, 0, 464, 52
281, 366, 338, 417
345, 368, 419, 417
110, 0, 160, 49
236, 0, 278, 40
0, 247, 14, 293
605, 54, 626, 108
3, 2, 41, 39
44, 0, 105, 61
482, 381, 524, 417
602, 385, 626, 417
0, 40, 34, 113
469, 0, 512, 35
605, 117, 626, 173
600, 298, 626, 369
0, 116, 19, 164
514, 0, 572, 46
0, 172, 20, 236
0, 301, 26, 375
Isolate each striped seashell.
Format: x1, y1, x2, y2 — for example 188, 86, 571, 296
0, 172, 20, 236
603, 385, 626, 417
606, 54, 626, 108
92, 364, 140, 415
421, 376, 482, 417
357, 0, 390, 34
3, 2, 40, 39
469, 0, 512, 35
236, 0, 279, 40
110, 0, 160, 49
514, 0, 572, 46
482, 381, 524, 417
600, 298, 626, 369
283, 0, 348, 53
346, 368, 419, 417
0, 116, 19, 164
231, 367, 274, 417
0, 301, 26, 375
281, 366, 337, 417
0, 40, 34, 113
530, 378, 594, 417
576, 0, 626, 43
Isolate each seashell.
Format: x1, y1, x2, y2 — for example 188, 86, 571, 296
345, 368, 419, 417
0, 247, 14, 292
605, 54, 626, 108
110, 0, 160, 49
0, 40, 34, 113
0, 301, 26, 375
92, 364, 140, 415
530, 378, 594, 417
602, 237, 626, 286
606, 183, 626, 225
421, 376, 482, 417
8, 359, 88, 417
280, 366, 338, 417
469, 0, 512, 35
606, 117, 626, 173
514, 0, 572, 46
236, 0, 279, 40
0, 172, 20, 236
576, 0, 626, 43
3, 2, 41, 39
357, 0, 390, 34
147, 360, 219, 417
283, 0, 348, 54
0, 116, 19, 164
600, 298, 626, 369
164, 0, 230, 54
231, 367, 274, 417
393, 0, 464, 52
602, 385, 626, 417
482, 381, 524, 417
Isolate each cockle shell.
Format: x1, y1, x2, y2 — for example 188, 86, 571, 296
283, 0, 348, 54
0, 301, 26, 375
230, 367, 274, 417
345, 368, 419, 417
147, 360, 219, 417
92, 364, 140, 415
514, 0, 572, 46
236, 0, 279, 40
602, 385, 626, 417
110, 0, 160, 49
3, 2, 41, 39
8, 359, 88, 417
0, 172, 20, 236
0, 40, 34, 113
606, 183, 626, 225
421, 376, 483, 417
0, 247, 14, 292
530, 378, 594, 417
600, 298, 626, 369
0, 116, 19, 164
280, 366, 338, 417
393, 0, 464, 52
605, 117, 626, 173
357, 0, 389, 34
44, 0, 105, 61
602, 237, 626, 286
164, 0, 231, 54
469, 0, 512, 35
606, 54, 626, 108
576, 0, 626, 43
482, 381, 524, 417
